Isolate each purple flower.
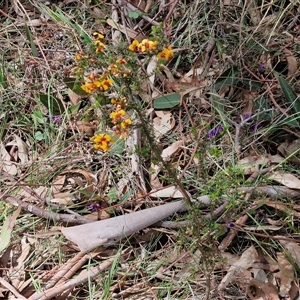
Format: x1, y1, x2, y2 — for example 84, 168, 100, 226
244, 113, 251, 120
250, 121, 263, 133
207, 126, 223, 139
88, 203, 101, 212
258, 62, 265, 75
46, 115, 61, 124
226, 222, 235, 232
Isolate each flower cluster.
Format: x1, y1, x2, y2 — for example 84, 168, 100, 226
81, 74, 114, 94
108, 58, 132, 77
128, 39, 158, 53
90, 133, 114, 151
110, 99, 132, 139
128, 39, 174, 61
93, 32, 106, 53
74, 29, 174, 153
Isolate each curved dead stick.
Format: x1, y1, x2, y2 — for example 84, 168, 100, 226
4, 196, 91, 225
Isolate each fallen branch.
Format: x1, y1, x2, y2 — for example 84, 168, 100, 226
4, 196, 91, 225
28, 248, 130, 300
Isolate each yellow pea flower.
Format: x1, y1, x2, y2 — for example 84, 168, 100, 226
157, 45, 174, 61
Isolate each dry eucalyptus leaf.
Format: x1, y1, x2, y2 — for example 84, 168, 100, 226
284, 48, 298, 76
106, 19, 145, 41
68, 88, 80, 105
50, 197, 74, 206
238, 154, 283, 174
6, 135, 29, 165
278, 140, 300, 165
69, 121, 96, 136
218, 245, 258, 290
267, 170, 300, 190
9, 236, 31, 290
161, 140, 183, 160
277, 252, 294, 297
153, 111, 175, 138
147, 55, 158, 86
278, 239, 300, 268
0, 142, 18, 175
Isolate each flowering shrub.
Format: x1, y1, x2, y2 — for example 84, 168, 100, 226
74, 28, 174, 151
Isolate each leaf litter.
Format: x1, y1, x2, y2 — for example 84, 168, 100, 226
1, 0, 300, 299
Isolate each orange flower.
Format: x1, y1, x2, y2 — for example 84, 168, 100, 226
95, 41, 105, 53
116, 58, 127, 64
128, 40, 140, 52
129, 39, 159, 53
92, 32, 104, 40
141, 39, 158, 51
90, 134, 113, 151
157, 45, 174, 61
120, 118, 132, 129
75, 53, 83, 60
99, 78, 113, 91
81, 81, 101, 94
110, 109, 126, 122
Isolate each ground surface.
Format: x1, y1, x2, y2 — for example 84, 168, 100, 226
1, 0, 300, 299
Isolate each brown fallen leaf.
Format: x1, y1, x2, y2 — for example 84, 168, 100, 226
276, 252, 294, 297
267, 170, 300, 190
284, 48, 298, 76
278, 239, 300, 268
218, 245, 258, 290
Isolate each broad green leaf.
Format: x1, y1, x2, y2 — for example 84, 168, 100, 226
63, 77, 89, 97
111, 137, 125, 154
210, 89, 230, 117
153, 93, 181, 109
39, 94, 65, 115
278, 75, 300, 114
254, 96, 273, 121
25, 25, 39, 57
245, 39, 268, 52
214, 66, 239, 90
240, 79, 262, 90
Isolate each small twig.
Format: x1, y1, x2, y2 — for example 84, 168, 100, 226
179, 127, 206, 179
233, 109, 274, 154
218, 214, 249, 251
163, 0, 179, 38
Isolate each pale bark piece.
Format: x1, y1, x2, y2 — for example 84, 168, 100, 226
150, 186, 185, 198
218, 245, 258, 290
61, 201, 186, 253
267, 171, 300, 189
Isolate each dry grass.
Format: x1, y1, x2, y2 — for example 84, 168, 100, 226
0, 0, 300, 299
